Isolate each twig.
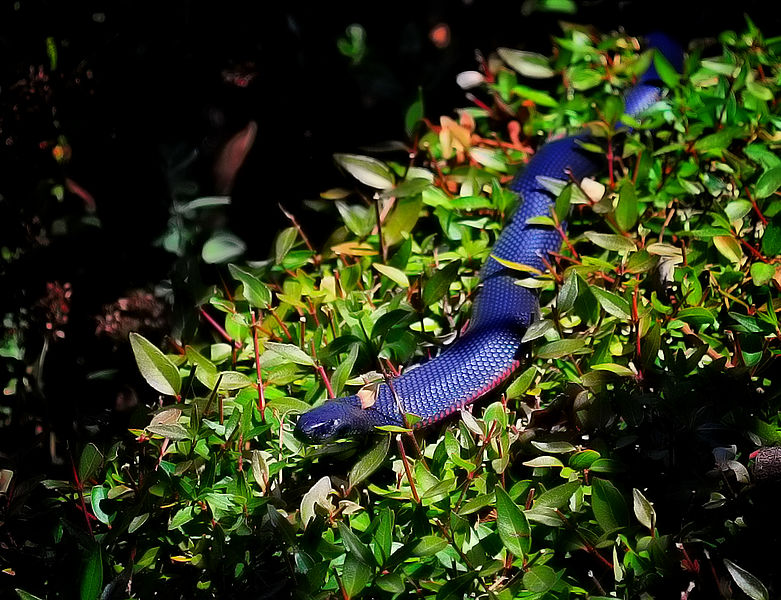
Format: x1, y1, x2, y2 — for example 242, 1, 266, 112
199, 307, 240, 349
251, 310, 266, 422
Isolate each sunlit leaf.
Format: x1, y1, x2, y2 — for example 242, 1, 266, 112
129, 333, 181, 396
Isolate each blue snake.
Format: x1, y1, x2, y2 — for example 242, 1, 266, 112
295, 33, 683, 444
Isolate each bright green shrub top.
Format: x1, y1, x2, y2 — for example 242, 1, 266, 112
45, 21, 781, 600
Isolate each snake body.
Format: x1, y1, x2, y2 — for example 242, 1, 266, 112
295, 34, 683, 444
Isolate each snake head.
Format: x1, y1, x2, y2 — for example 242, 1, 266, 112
294, 396, 373, 444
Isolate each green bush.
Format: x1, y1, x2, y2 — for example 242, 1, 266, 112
17, 21, 781, 599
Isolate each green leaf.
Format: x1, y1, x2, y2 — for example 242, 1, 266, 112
512, 84, 559, 107
762, 218, 781, 256
336, 201, 376, 237
713, 235, 743, 263
532, 481, 580, 509
412, 535, 449, 556
536, 338, 587, 359
745, 144, 781, 170
274, 227, 298, 264
301, 476, 333, 529
169, 506, 195, 530
331, 344, 360, 396
146, 423, 190, 441
570, 449, 600, 469
470, 147, 508, 172
584, 231, 637, 253
80, 545, 102, 600
376, 573, 404, 594
79, 443, 103, 483
724, 559, 769, 600
349, 434, 390, 488
568, 66, 603, 90
523, 565, 558, 593
591, 288, 632, 320
521, 319, 554, 343
334, 153, 394, 190
423, 260, 461, 306
494, 486, 531, 558
497, 48, 555, 78
756, 166, 781, 199
693, 127, 741, 153
750, 262, 776, 286
615, 180, 638, 231
128, 513, 149, 534
653, 49, 680, 88
342, 553, 372, 598
555, 183, 573, 223
372, 263, 410, 288
338, 522, 375, 566
558, 271, 579, 313
90, 486, 112, 525
15, 590, 44, 600
383, 195, 423, 246
505, 366, 537, 399
603, 95, 625, 126
591, 478, 629, 533
632, 488, 656, 531
129, 333, 182, 396
202, 232, 246, 264
263, 342, 315, 366
373, 507, 394, 564
531, 441, 576, 454
522, 456, 564, 468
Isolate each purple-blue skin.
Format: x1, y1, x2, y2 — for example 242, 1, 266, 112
295, 33, 683, 444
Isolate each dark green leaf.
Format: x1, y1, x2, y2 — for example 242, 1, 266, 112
412, 535, 449, 556
80, 545, 102, 600
532, 481, 580, 509
615, 180, 638, 231
584, 231, 637, 252
523, 565, 558, 593
349, 434, 390, 488
423, 260, 461, 307
591, 288, 632, 320
536, 338, 587, 359
495, 485, 531, 558
762, 218, 781, 256
591, 478, 629, 533
342, 553, 372, 598
338, 522, 375, 566
78, 443, 103, 483
756, 166, 781, 199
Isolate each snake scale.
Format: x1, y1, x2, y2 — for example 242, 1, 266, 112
295, 33, 683, 444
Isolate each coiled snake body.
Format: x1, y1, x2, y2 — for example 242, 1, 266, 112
295, 33, 683, 444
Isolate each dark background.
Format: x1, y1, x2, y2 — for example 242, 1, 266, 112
1, 0, 780, 471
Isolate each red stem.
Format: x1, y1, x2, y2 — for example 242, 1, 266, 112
251, 310, 266, 422
199, 307, 240, 348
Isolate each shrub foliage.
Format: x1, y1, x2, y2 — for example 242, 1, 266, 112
9, 21, 781, 600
